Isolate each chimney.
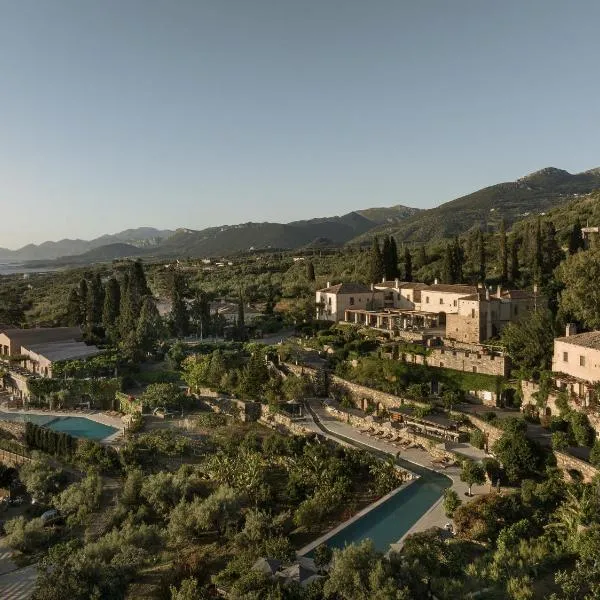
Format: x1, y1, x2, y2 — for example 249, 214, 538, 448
382, 276, 386, 283
434, 278, 438, 285
497, 284, 502, 298
326, 281, 330, 288
395, 278, 399, 288
565, 323, 577, 337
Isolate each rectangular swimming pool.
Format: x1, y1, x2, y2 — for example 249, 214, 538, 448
0, 412, 118, 441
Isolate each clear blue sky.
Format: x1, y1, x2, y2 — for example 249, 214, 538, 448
1, 0, 600, 248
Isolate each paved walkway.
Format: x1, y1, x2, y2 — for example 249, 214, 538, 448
0, 542, 36, 600
304, 402, 489, 549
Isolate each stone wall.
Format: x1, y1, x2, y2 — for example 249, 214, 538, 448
468, 412, 600, 482
446, 312, 482, 344
0, 448, 31, 467
467, 415, 503, 449
400, 347, 509, 377
0, 420, 25, 442
285, 362, 426, 410
555, 451, 599, 483
322, 404, 452, 462
259, 405, 316, 436
521, 380, 600, 436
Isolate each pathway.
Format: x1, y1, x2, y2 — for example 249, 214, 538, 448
0, 541, 36, 600
303, 401, 489, 549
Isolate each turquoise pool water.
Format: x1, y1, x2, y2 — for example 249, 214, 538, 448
0, 412, 118, 441
306, 460, 451, 555
304, 406, 452, 555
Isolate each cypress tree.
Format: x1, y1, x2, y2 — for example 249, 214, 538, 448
404, 247, 413, 282
477, 230, 486, 283
306, 261, 316, 282
568, 219, 583, 255
382, 237, 391, 280
389, 237, 399, 279
509, 238, 520, 283
78, 279, 88, 322
499, 219, 508, 283
102, 277, 121, 336
442, 242, 455, 284
416, 246, 427, 270
66, 288, 82, 327
265, 283, 275, 315
169, 272, 189, 338
533, 217, 543, 284
238, 292, 245, 327
368, 237, 384, 284
542, 221, 562, 280
87, 273, 104, 327
190, 290, 211, 338
136, 297, 163, 354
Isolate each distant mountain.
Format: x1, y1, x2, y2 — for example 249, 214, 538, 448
0, 227, 174, 261
350, 166, 600, 245
145, 211, 387, 258
31, 243, 144, 267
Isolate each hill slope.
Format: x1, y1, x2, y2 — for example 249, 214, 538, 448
145, 211, 394, 258
0, 227, 174, 261
351, 167, 600, 245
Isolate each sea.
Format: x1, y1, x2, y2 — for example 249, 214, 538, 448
0, 261, 59, 276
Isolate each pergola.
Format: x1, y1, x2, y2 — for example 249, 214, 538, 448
344, 308, 440, 331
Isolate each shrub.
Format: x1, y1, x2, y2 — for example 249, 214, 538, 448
551, 431, 571, 451
469, 429, 486, 450
442, 488, 462, 518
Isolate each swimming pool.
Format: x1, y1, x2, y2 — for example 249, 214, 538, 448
303, 406, 452, 555
305, 460, 450, 555
0, 412, 118, 441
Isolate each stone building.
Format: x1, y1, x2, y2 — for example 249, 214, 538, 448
342, 279, 541, 344
315, 282, 383, 322
552, 326, 600, 403
0, 327, 100, 379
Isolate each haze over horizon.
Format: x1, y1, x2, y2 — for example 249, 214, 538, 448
2, 0, 600, 249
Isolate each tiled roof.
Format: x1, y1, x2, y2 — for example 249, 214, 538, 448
422, 284, 478, 295
499, 289, 536, 299
317, 283, 374, 294
375, 281, 428, 290
555, 331, 600, 350
0, 327, 83, 345
25, 340, 102, 362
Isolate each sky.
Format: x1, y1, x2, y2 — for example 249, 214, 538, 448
1, 0, 600, 249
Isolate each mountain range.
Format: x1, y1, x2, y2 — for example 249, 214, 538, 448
0, 227, 174, 261
3, 166, 600, 265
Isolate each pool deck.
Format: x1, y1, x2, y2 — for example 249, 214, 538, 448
303, 402, 489, 551
0, 407, 124, 443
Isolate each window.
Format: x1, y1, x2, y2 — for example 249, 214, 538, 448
439, 298, 443, 305
328, 297, 332, 305
563, 352, 568, 362
580, 355, 586, 367
453, 300, 457, 307
471, 309, 475, 318
439, 362, 444, 368
472, 366, 477, 373
426, 296, 430, 304
349, 297, 355, 306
